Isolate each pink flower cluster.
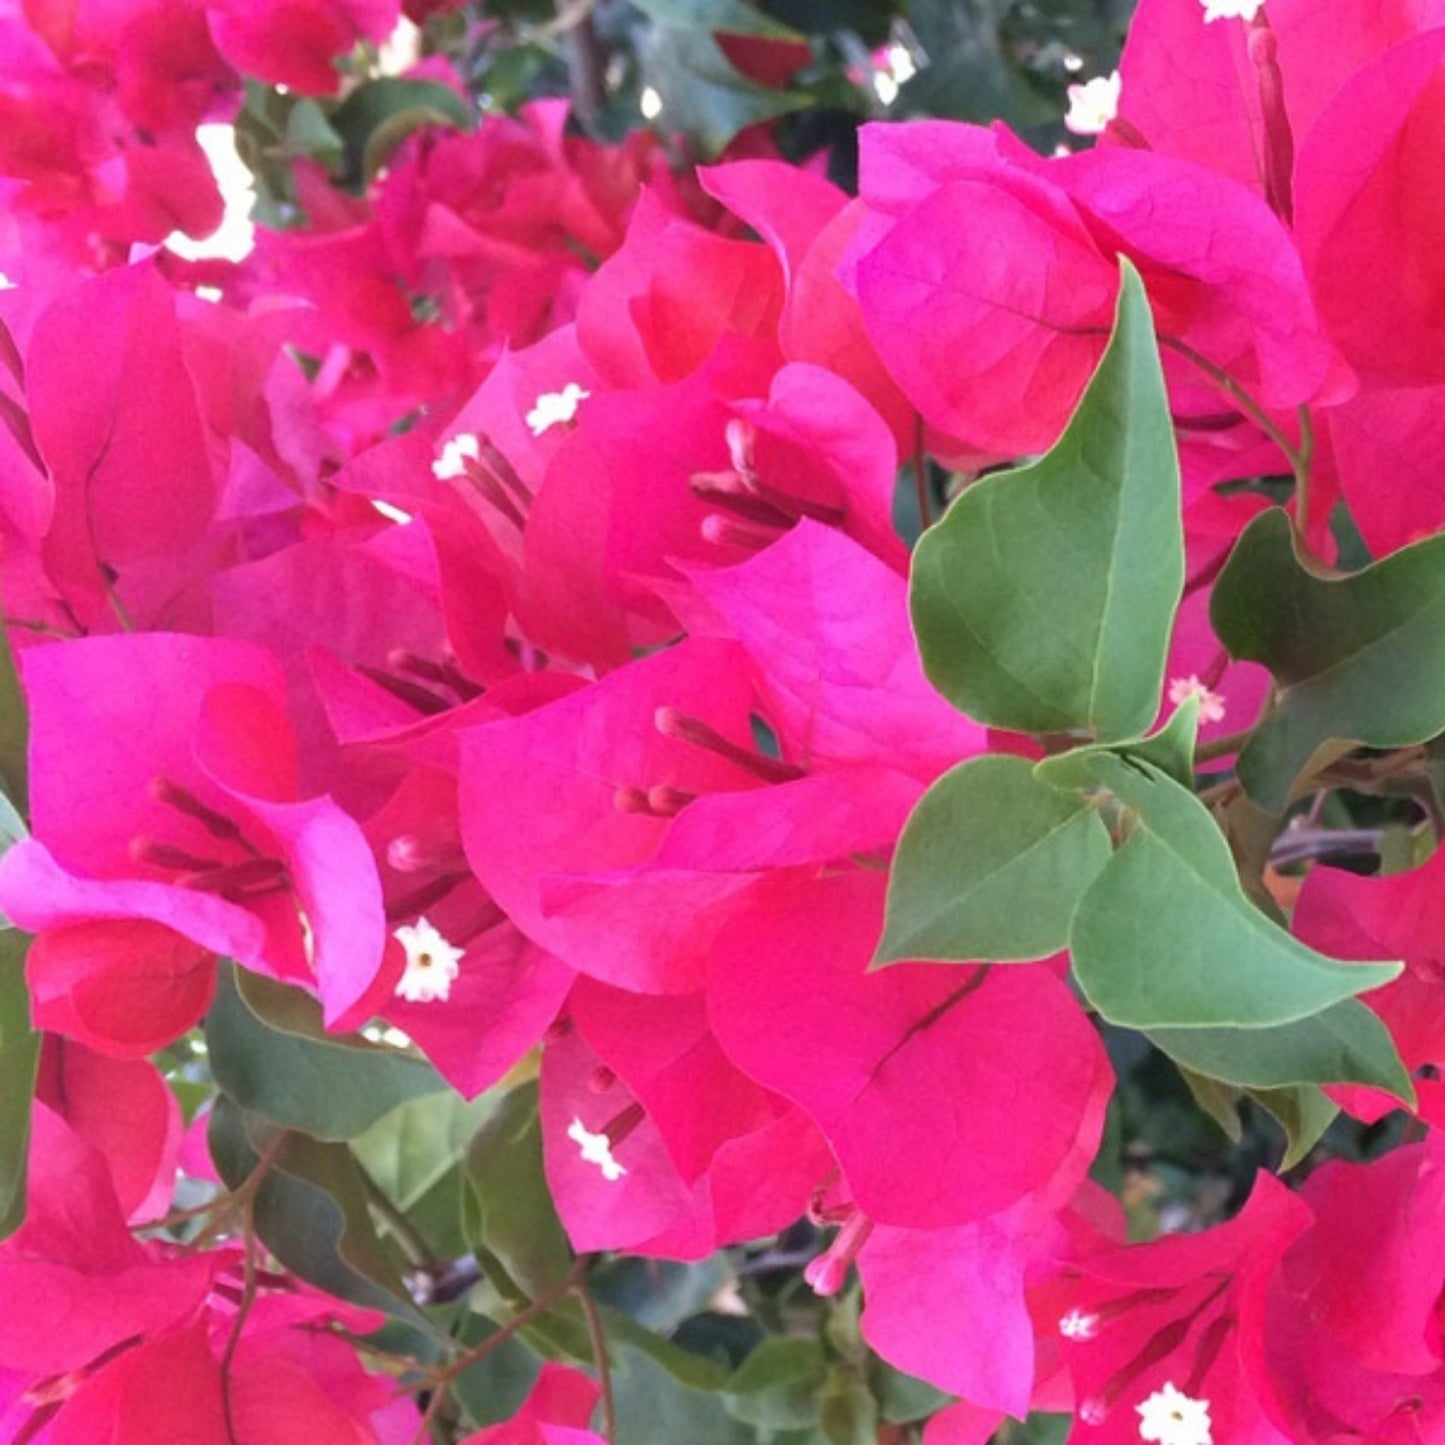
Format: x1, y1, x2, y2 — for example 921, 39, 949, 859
2, 0, 1445, 1439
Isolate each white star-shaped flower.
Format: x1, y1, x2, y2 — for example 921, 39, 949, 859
1059, 1308, 1100, 1340
432, 432, 479, 481
1064, 72, 1121, 136
1168, 674, 1228, 725
567, 1117, 627, 1181
1137, 1382, 1212, 1445
1200, 0, 1262, 21
392, 917, 464, 1003
526, 383, 590, 437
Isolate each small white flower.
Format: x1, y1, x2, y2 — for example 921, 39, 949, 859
567, 1117, 627, 1181
1137, 1382, 1212, 1445
526, 383, 590, 437
393, 917, 464, 1003
1168, 674, 1228, 725
432, 432, 479, 481
1059, 1308, 1101, 1340
1200, 0, 1262, 21
1064, 72, 1121, 136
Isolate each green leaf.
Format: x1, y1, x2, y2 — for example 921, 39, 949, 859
1212, 508, 1445, 811
911, 259, 1184, 742
1148, 998, 1413, 1100
1250, 1084, 1338, 1171
0, 931, 37, 1241
0, 614, 27, 813
895, 0, 1060, 128
725, 1337, 828, 1429
818, 1368, 878, 1445
591, 1254, 733, 1332
353, 1088, 495, 1212
329, 78, 473, 186
1034, 695, 1200, 793
1173, 1066, 1243, 1144
207, 1099, 424, 1322
632, 0, 802, 37
871, 1360, 951, 1425
205, 966, 445, 1142
610, 1326, 757, 1444
450, 1312, 545, 1429
875, 753, 1112, 965
464, 1082, 573, 1300
1067, 757, 1401, 1028
641, 26, 810, 153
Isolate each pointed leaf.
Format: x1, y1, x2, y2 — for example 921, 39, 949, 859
1250, 1084, 1338, 1171
1033, 695, 1200, 793
1212, 508, 1445, 810
1148, 999, 1413, 1099
1068, 758, 1401, 1028
875, 753, 1111, 965
911, 259, 1183, 741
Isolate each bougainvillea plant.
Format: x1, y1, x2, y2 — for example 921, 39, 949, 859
3, 0, 1445, 1440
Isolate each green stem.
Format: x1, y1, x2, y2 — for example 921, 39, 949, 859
575, 1276, 616, 1443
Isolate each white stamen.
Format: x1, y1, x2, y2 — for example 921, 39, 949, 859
567, 1117, 627, 1181
371, 499, 413, 525
1137, 1382, 1212, 1445
1168, 675, 1228, 725
1064, 72, 1121, 136
393, 917, 464, 1003
432, 433, 480, 481
526, 384, 590, 437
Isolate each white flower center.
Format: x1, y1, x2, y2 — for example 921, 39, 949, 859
393, 917, 464, 1003
1064, 72, 1121, 136
526, 383, 590, 437
1168, 674, 1228, 725
1059, 1308, 1100, 1340
567, 1117, 627, 1181
1200, 0, 1262, 21
1137, 1382, 1212, 1445
432, 432, 480, 481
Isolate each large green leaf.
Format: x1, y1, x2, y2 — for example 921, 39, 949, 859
1147, 998, 1413, 1099
911, 260, 1183, 742
641, 26, 810, 153
1067, 757, 1401, 1028
353, 1088, 494, 1213
206, 966, 445, 1142
875, 753, 1111, 965
724, 1337, 828, 1430
0, 931, 37, 1241
632, 0, 801, 37
1212, 508, 1445, 810
464, 1082, 573, 1301
208, 1099, 424, 1322
609, 1326, 756, 1445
